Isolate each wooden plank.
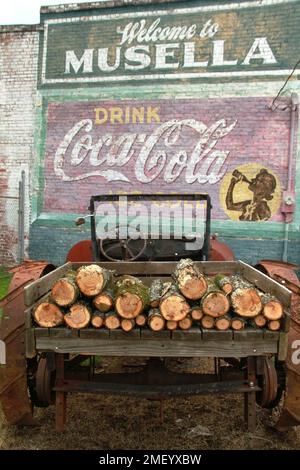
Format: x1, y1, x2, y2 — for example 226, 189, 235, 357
278, 332, 288, 361
140, 329, 171, 340
49, 328, 79, 338
79, 328, 110, 339
234, 330, 264, 342
72, 261, 178, 275
25, 310, 36, 358
263, 330, 280, 341
239, 260, 291, 308
24, 262, 72, 306
172, 326, 202, 341
109, 328, 141, 340
202, 329, 233, 341
34, 327, 50, 337
283, 310, 291, 333
197, 261, 238, 276
35, 337, 278, 357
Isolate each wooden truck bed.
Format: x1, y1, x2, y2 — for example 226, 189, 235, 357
24, 260, 291, 360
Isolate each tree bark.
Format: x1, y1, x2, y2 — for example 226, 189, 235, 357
105, 311, 121, 330
149, 280, 172, 308
121, 318, 135, 332
64, 302, 91, 329
201, 315, 215, 329
76, 264, 111, 297
51, 271, 79, 307
178, 315, 193, 330
91, 311, 105, 328
115, 276, 149, 319
201, 284, 230, 318
215, 315, 231, 331
173, 258, 207, 300
33, 302, 64, 328
260, 294, 283, 320
159, 285, 190, 321
148, 308, 165, 331
231, 287, 262, 317
93, 289, 114, 313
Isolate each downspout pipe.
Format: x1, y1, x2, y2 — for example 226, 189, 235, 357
282, 93, 299, 262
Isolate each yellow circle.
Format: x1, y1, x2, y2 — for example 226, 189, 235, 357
220, 163, 281, 221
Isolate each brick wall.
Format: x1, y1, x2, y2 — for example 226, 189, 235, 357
0, 28, 39, 263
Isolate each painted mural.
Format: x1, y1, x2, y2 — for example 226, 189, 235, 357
40, 0, 300, 85
43, 97, 289, 219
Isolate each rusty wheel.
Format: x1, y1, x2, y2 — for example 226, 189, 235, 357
33, 355, 56, 407
256, 357, 278, 408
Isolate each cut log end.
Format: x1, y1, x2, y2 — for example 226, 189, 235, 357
231, 317, 246, 331
93, 293, 114, 313
51, 278, 78, 307
231, 288, 262, 318
121, 318, 135, 332
263, 301, 283, 321
91, 313, 105, 328
76, 264, 107, 297
148, 309, 165, 331
215, 315, 231, 331
34, 302, 64, 328
160, 295, 190, 321
115, 292, 143, 319
105, 312, 120, 330
135, 314, 147, 327
64, 303, 91, 329
253, 314, 267, 328
268, 319, 281, 331
179, 276, 207, 300
201, 315, 215, 329
202, 292, 230, 318
190, 308, 203, 321
166, 320, 178, 331
178, 315, 193, 330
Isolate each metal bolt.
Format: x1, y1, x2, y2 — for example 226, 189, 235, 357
249, 381, 254, 387
253, 349, 257, 353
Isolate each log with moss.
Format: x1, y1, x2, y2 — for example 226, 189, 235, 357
76, 264, 112, 297
214, 274, 233, 295
51, 270, 79, 307
159, 285, 190, 321
260, 294, 283, 320
201, 283, 230, 318
33, 301, 64, 328
91, 311, 105, 328
105, 311, 120, 330
178, 315, 193, 330
215, 314, 231, 331
93, 289, 114, 313
115, 276, 150, 319
64, 302, 91, 329
173, 258, 207, 300
149, 280, 172, 308
148, 308, 165, 331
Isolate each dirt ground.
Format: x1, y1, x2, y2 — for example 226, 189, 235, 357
1, 357, 300, 450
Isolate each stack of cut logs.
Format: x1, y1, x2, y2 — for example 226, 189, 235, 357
33, 260, 284, 332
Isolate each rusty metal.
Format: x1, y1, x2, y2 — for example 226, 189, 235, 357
256, 357, 278, 408
55, 354, 67, 432
35, 356, 56, 407
256, 260, 300, 429
244, 357, 257, 432
209, 235, 235, 261
0, 261, 55, 425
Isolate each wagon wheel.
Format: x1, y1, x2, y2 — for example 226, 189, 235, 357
30, 354, 56, 407
256, 357, 278, 408
99, 225, 147, 261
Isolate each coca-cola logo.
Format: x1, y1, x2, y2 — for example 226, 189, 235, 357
54, 117, 236, 185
